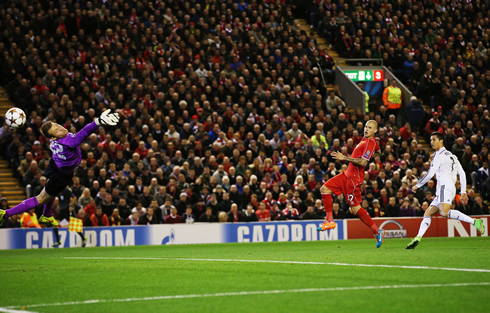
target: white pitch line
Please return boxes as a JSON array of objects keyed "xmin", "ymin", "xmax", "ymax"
[
  {"xmin": 0, "ymin": 307, "xmax": 38, "ymax": 313},
  {"xmin": 60, "ymin": 257, "xmax": 490, "ymax": 273},
  {"xmin": 7, "ymin": 282, "xmax": 490, "ymax": 310}
]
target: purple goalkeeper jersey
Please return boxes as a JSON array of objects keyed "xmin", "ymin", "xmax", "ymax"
[{"xmin": 49, "ymin": 121, "xmax": 98, "ymax": 174}]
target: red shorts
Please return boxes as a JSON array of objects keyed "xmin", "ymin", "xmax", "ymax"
[{"xmin": 323, "ymin": 173, "xmax": 362, "ymax": 207}]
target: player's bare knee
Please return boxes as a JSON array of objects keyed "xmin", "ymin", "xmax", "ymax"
[
  {"xmin": 320, "ymin": 185, "xmax": 331, "ymax": 194},
  {"xmin": 439, "ymin": 204, "xmax": 451, "ymax": 217},
  {"xmin": 37, "ymin": 190, "xmax": 52, "ymax": 205},
  {"xmin": 439, "ymin": 208, "xmax": 450, "ymax": 217}
]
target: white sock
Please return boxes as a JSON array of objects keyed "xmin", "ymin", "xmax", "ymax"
[
  {"xmin": 448, "ymin": 210, "xmax": 475, "ymax": 225},
  {"xmin": 416, "ymin": 216, "xmax": 432, "ymax": 238}
]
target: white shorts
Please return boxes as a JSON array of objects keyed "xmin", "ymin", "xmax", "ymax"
[{"xmin": 430, "ymin": 184, "xmax": 456, "ymax": 207}]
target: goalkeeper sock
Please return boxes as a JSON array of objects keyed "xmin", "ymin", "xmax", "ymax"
[
  {"xmin": 77, "ymin": 232, "xmax": 85, "ymax": 239},
  {"xmin": 321, "ymin": 193, "xmax": 333, "ymax": 222},
  {"xmin": 43, "ymin": 198, "xmax": 55, "ymax": 218},
  {"xmin": 416, "ymin": 216, "xmax": 432, "ymax": 238},
  {"xmin": 4, "ymin": 197, "xmax": 39, "ymax": 218},
  {"xmin": 356, "ymin": 208, "xmax": 379, "ymax": 235},
  {"xmin": 53, "ymin": 227, "xmax": 60, "ymax": 242},
  {"xmin": 448, "ymin": 210, "xmax": 475, "ymax": 225}
]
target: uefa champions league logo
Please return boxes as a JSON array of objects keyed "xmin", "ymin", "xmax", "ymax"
[{"xmin": 161, "ymin": 228, "xmax": 176, "ymax": 245}]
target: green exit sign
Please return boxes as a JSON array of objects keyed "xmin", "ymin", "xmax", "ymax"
[{"xmin": 344, "ymin": 70, "xmax": 384, "ymax": 82}]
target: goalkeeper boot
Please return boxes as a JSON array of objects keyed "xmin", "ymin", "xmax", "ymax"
[
  {"xmin": 475, "ymin": 219, "xmax": 485, "ymax": 235},
  {"xmin": 375, "ymin": 229, "xmax": 385, "ymax": 248},
  {"xmin": 317, "ymin": 220, "xmax": 336, "ymax": 231},
  {"xmin": 406, "ymin": 236, "xmax": 421, "ymax": 249},
  {"xmin": 39, "ymin": 215, "xmax": 59, "ymax": 227},
  {"xmin": 53, "ymin": 241, "xmax": 61, "ymax": 247},
  {"xmin": 82, "ymin": 237, "xmax": 87, "ymax": 248},
  {"xmin": 0, "ymin": 209, "xmax": 5, "ymax": 226}
]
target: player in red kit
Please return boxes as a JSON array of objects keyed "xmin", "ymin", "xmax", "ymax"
[{"xmin": 317, "ymin": 120, "xmax": 386, "ymax": 248}]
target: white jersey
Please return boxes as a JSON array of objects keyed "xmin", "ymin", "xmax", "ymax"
[{"xmin": 415, "ymin": 147, "xmax": 467, "ymax": 193}]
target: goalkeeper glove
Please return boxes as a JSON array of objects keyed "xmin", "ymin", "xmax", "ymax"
[{"xmin": 96, "ymin": 109, "xmax": 120, "ymax": 126}]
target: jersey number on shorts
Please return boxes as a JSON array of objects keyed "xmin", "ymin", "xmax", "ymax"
[
  {"xmin": 51, "ymin": 142, "xmax": 66, "ymax": 160},
  {"xmin": 347, "ymin": 194, "xmax": 354, "ymax": 203}
]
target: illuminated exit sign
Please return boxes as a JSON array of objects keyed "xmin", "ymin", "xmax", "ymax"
[{"xmin": 344, "ymin": 70, "xmax": 384, "ymax": 81}]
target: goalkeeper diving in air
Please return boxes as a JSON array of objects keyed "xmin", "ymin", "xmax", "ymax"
[{"xmin": 0, "ymin": 109, "xmax": 120, "ymax": 226}]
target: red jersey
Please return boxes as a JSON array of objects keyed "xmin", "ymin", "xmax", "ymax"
[
  {"xmin": 256, "ymin": 209, "xmax": 271, "ymax": 221},
  {"xmin": 344, "ymin": 138, "xmax": 379, "ymax": 184}
]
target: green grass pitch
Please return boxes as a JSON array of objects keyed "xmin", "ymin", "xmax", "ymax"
[{"xmin": 1, "ymin": 237, "xmax": 490, "ymax": 313}]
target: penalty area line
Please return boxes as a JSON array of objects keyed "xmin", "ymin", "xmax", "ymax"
[
  {"xmin": 7, "ymin": 282, "xmax": 490, "ymax": 309},
  {"xmin": 59, "ymin": 257, "xmax": 490, "ymax": 273}
]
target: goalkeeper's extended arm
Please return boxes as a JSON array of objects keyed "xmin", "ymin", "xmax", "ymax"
[{"xmin": 62, "ymin": 110, "xmax": 120, "ymax": 148}]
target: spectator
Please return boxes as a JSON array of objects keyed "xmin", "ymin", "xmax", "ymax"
[
  {"xmin": 198, "ymin": 207, "xmax": 218, "ymax": 223},
  {"xmin": 282, "ymin": 203, "xmax": 300, "ymax": 220},
  {"xmin": 109, "ymin": 209, "xmax": 123, "ymax": 226},
  {"xmin": 472, "ymin": 196, "xmax": 490, "ymax": 215},
  {"xmin": 125, "ymin": 210, "xmax": 139, "ymax": 226},
  {"xmin": 218, "ymin": 212, "xmax": 229, "ymax": 223},
  {"xmin": 240, "ymin": 204, "xmax": 259, "ymax": 222},
  {"xmin": 100, "ymin": 193, "xmax": 116, "ymax": 217},
  {"xmin": 405, "ymin": 97, "xmax": 425, "ymax": 132},
  {"xmin": 165, "ymin": 207, "xmax": 182, "ymax": 224},
  {"xmin": 302, "ymin": 206, "xmax": 319, "ymax": 220},
  {"xmin": 90, "ymin": 207, "xmax": 109, "ymax": 227},
  {"xmin": 400, "ymin": 200, "xmax": 416, "ymax": 217},
  {"xmin": 372, "ymin": 200, "xmax": 384, "ymax": 218},
  {"xmin": 84, "ymin": 199, "xmax": 97, "ymax": 217},
  {"xmin": 78, "ymin": 209, "xmax": 92, "ymax": 227},
  {"xmin": 78, "ymin": 188, "xmax": 93, "ymax": 208},
  {"xmin": 139, "ymin": 207, "xmax": 159, "ymax": 225},
  {"xmin": 182, "ymin": 207, "xmax": 196, "ymax": 224},
  {"xmin": 385, "ymin": 197, "xmax": 400, "ymax": 217},
  {"xmin": 227, "ymin": 204, "xmax": 240, "ymax": 223},
  {"xmin": 116, "ymin": 198, "xmax": 132, "ymax": 221},
  {"xmin": 2, "ymin": 214, "xmax": 21, "ymax": 228}
]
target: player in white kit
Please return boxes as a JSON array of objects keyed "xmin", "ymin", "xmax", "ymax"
[{"xmin": 407, "ymin": 132, "xmax": 485, "ymax": 249}]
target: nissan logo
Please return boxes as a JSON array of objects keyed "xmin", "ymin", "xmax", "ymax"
[{"xmin": 379, "ymin": 220, "xmax": 407, "ymax": 238}]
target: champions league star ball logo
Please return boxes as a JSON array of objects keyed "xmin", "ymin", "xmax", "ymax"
[
  {"xmin": 161, "ymin": 228, "xmax": 176, "ymax": 245},
  {"xmin": 379, "ymin": 220, "xmax": 407, "ymax": 238}
]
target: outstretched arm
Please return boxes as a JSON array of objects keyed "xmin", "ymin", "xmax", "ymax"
[
  {"xmin": 61, "ymin": 121, "xmax": 99, "ymax": 148},
  {"xmin": 60, "ymin": 110, "xmax": 120, "ymax": 148}
]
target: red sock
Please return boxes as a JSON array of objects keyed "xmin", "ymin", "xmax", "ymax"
[
  {"xmin": 356, "ymin": 208, "xmax": 379, "ymax": 235},
  {"xmin": 321, "ymin": 193, "xmax": 333, "ymax": 222}
]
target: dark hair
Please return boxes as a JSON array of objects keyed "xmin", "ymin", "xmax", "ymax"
[
  {"xmin": 41, "ymin": 121, "xmax": 52, "ymax": 138},
  {"xmin": 431, "ymin": 131, "xmax": 445, "ymax": 141}
]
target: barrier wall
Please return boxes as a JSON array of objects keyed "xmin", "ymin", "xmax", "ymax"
[{"xmin": 0, "ymin": 216, "xmax": 487, "ymax": 250}]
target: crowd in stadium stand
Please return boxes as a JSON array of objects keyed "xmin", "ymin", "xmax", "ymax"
[{"xmin": 0, "ymin": 0, "xmax": 488, "ymax": 228}]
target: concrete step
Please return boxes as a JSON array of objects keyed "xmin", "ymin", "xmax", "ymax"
[
  {"xmin": 1, "ymin": 187, "xmax": 25, "ymax": 192},
  {"xmin": 6, "ymin": 199, "xmax": 24, "ymax": 205},
  {"xmin": 296, "ymin": 19, "xmax": 349, "ymax": 67},
  {"xmin": 0, "ymin": 180, "xmax": 22, "ymax": 185},
  {"xmin": 0, "ymin": 173, "xmax": 17, "ymax": 177},
  {"xmin": 2, "ymin": 190, "xmax": 25, "ymax": 196}
]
